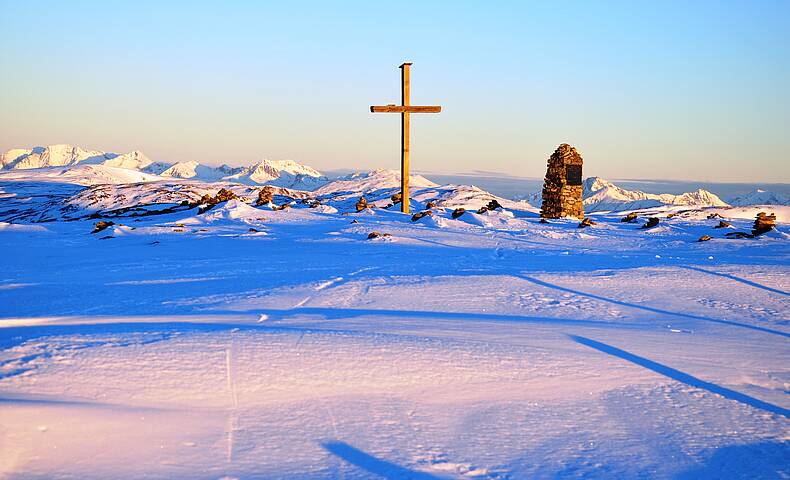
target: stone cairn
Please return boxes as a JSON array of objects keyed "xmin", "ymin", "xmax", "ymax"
[{"xmin": 540, "ymin": 144, "xmax": 584, "ymax": 220}]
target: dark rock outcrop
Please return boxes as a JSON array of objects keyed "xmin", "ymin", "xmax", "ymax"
[
  {"xmin": 91, "ymin": 221, "xmax": 115, "ymax": 234},
  {"xmin": 411, "ymin": 210, "xmax": 433, "ymax": 222},
  {"xmin": 621, "ymin": 212, "xmax": 638, "ymax": 223},
  {"xmin": 255, "ymin": 186, "xmax": 274, "ymax": 206},
  {"xmin": 752, "ymin": 212, "xmax": 776, "ymax": 236},
  {"xmin": 641, "ymin": 217, "xmax": 659, "ymax": 229},
  {"xmin": 451, "ymin": 208, "xmax": 466, "ymax": 219}
]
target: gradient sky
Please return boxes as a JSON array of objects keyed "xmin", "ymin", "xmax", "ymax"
[{"xmin": 1, "ymin": 1, "xmax": 788, "ymax": 182}]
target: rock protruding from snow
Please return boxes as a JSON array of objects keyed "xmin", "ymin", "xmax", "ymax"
[
  {"xmin": 730, "ymin": 189, "xmax": 790, "ymax": 206},
  {"xmin": 582, "ymin": 177, "xmax": 728, "ymax": 212}
]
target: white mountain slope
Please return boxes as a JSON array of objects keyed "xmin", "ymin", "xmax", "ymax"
[
  {"xmin": 315, "ymin": 169, "xmax": 438, "ymax": 196},
  {"xmin": 729, "ymin": 189, "xmax": 790, "ymax": 206},
  {"xmin": 222, "ymin": 159, "xmax": 327, "ymax": 189},
  {"xmin": 0, "ymin": 144, "xmax": 110, "ymax": 169}
]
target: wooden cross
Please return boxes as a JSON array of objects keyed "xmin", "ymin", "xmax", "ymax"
[{"xmin": 370, "ymin": 63, "xmax": 441, "ymax": 214}]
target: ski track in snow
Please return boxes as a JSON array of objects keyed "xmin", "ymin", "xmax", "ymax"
[{"xmin": 0, "ymin": 187, "xmax": 788, "ymax": 479}]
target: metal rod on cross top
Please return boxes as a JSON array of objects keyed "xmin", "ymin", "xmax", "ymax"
[{"xmin": 370, "ymin": 63, "xmax": 441, "ymax": 214}]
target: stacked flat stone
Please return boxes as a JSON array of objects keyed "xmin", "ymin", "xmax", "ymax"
[{"xmin": 540, "ymin": 143, "xmax": 585, "ymax": 220}]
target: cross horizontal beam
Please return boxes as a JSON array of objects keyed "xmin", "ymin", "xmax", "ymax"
[{"xmin": 370, "ymin": 105, "xmax": 442, "ymax": 113}]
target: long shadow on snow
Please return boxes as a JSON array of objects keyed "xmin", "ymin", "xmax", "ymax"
[
  {"xmin": 679, "ymin": 265, "xmax": 789, "ymax": 297},
  {"xmin": 322, "ymin": 441, "xmax": 441, "ymax": 479},
  {"xmin": 570, "ymin": 335, "xmax": 790, "ymax": 419},
  {"xmin": 517, "ymin": 274, "xmax": 790, "ymax": 339}
]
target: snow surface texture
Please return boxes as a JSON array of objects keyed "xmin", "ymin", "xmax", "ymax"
[{"xmin": 0, "ymin": 163, "xmax": 789, "ymax": 479}]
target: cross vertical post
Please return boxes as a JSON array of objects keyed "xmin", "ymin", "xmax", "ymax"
[
  {"xmin": 400, "ymin": 63, "xmax": 411, "ymax": 213},
  {"xmin": 370, "ymin": 63, "xmax": 441, "ymax": 215}
]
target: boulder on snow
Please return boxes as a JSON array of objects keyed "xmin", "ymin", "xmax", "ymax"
[
  {"xmin": 752, "ymin": 212, "xmax": 776, "ymax": 236},
  {"xmin": 577, "ymin": 218, "xmax": 596, "ymax": 228},
  {"xmin": 707, "ymin": 213, "xmax": 722, "ymax": 219},
  {"xmin": 726, "ymin": 231, "xmax": 753, "ymax": 239},
  {"xmin": 621, "ymin": 212, "xmax": 638, "ymax": 223},
  {"xmin": 91, "ymin": 221, "xmax": 115, "ymax": 234},
  {"xmin": 451, "ymin": 208, "xmax": 466, "ymax": 219},
  {"xmin": 698, "ymin": 235, "xmax": 712, "ymax": 242},
  {"xmin": 355, "ymin": 196, "xmax": 369, "ymax": 212},
  {"xmin": 390, "ymin": 193, "xmax": 402, "ymax": 204},
  {"xmin": 411, "ymin": 210, "xmax": 433, "ymax": 222},
  {"xmin": 271, "ymin": 203, "xmax": 291, "ymax": 211},
  {"xmin": 714, "ymin": 220, "xmax": 732, "ymax": 229},
  {"xmin": 477, "ymin": 199, "xmax": 503, "ymax": 214},
  {"xmin": 197, "ymin": 188, "xmax": 239, "ymax": 213},
  {"xmin": 641, "ymin": 217, "xmax": 660, "ymax": 229},
  {"xmin": 367, "ymin": 231, "xmax": 392, "ymax": 239},
  {"xmin": 255, "ymin": 186, "xmax": 274, "ymax": 206},
  {"xmin": 425, "ymin": 201, "xmax": 437, "ymax": 209}
]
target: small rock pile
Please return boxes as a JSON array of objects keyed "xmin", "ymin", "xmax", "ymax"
[
  {"xmin": 411, "ymin": 210, "xmax": 433, "ymax": 222},
  {"xmin": 355, "ymin": 197, "xmax": 369, "ymax": 212},
  {"xmin": 540, "ymin": 143, "xmax": 584, "ymax": 220},
  {"xmin": 197, "ymin": 188, "xmax": 238, "ymax": 213},
  {"xmin": 753, "ymin": 212, "xmax": 776, "ymax": 236},
  {"xmin": 621, "ymin": 212, "xmax": 638, "ymax": 223},
  {"xmin": 451, "ymin": 208, "xmax": 466, "ymax": 219},
  {"xmin": 91, "ymin": 221, "xmax": 115, "ymax": 234},
  {"xmin": 390, "ymin": 192, "xmax": 402, "ymax": 204},
  {"xmin": 477, "ymin": 199, "xmax": 502, "ymax": 214},
  {"xmin": 577, "ymin": 218, "xmax": 596, "ymax": 228},
  {"xmin": 367, "ymin": 231, "xmax": 392, "ymax": 240},
  {"xmin": 641, "ymin": 217, "xmax": 659, "ymax": 229},
  {"xmin": 255, "ymin": 186, "xmax": 274, "ymax": 206}
]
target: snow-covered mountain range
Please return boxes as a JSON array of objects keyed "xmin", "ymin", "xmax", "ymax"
[
  {"xmin": 2, "ymin": 144, "xmax": 787, "ymax": 213},
  {"xmin": 581, "ymin": 177, "xmax": 729, "ymax": 212},
  {"xmin": 729, "ymin": 189, "xmax": 790, "ymax": 206},
  {"xmin": 0, "ymin": 145, "xmax": 327, "ymax": 190}
]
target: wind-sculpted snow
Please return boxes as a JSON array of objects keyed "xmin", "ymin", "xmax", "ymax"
[{"xmin": 0, "ymin": 169, "xmax": 789, "ymax": 478}]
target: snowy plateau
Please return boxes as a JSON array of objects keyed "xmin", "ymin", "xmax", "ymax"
[{"xmin": 0, "ymin": 145, "xmax": 788, "ymax": 479}]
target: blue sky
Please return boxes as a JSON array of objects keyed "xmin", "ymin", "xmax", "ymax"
[{"xmin": 1, "ymin": 0, "xmax": 788, "ymax": 181}]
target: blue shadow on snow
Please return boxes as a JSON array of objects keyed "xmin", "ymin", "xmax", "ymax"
[
  {"xmin": 322, "ymin": 441, "xmax": 441, "ymax": 479},
  {"xmin": 570, "ymin": 335, "xmax": 790, "ymax": 419}
]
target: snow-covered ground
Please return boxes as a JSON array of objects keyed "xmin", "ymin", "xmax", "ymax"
[{"xmin": 0, "ymin": 174, "xmax": 788, "ymax": 479}]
